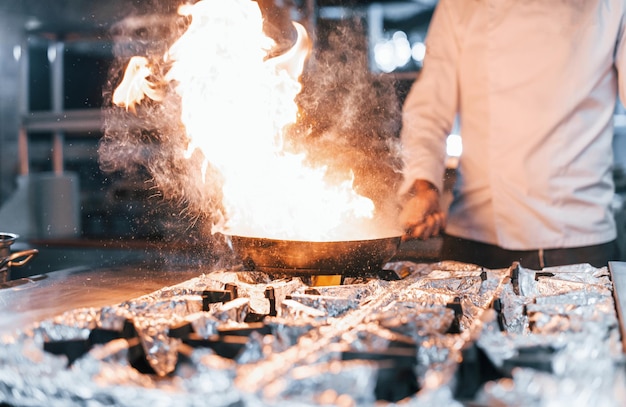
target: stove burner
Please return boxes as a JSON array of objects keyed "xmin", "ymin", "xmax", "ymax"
[{"xmin": 3, "ymin": 261, "xmax": 619, "ymax": 406}]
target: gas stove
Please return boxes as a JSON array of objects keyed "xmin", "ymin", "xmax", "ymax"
[{"xmin": 0, "ymin": 260, "xmax": 622, "ymax": 406}]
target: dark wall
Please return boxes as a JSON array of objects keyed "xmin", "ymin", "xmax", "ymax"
[{"xmin": 0, "ymin": 14, "xmax": 23, "ymax": 203}]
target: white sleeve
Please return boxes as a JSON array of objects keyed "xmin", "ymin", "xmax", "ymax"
[
  {"xmin": 399, "ymin": 0, "xmax": 460, "ymax": 195},
  {"xmin": 616, "ymin": 8, "xmax": 626, "ymax": 107}
]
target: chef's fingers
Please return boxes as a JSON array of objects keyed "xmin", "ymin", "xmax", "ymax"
[
  {"xmin": 399, "ymin": 194, "xmax": 436, "ymax": 225},
  {"xmin": 421, "ymin": 213, "xmax": 439, "ymax": 239},
  {"xmin": 428, "ymin": 212, "xmax": 446, "ymax": 237},
  {"xmin": 401, "ymin": 217, "xmax": 431, "ymax": 239},
  {"xmin": 404, "ymin": 224, "xmax": 425, "ymax": 240},
  {"xmin": 403, "ymin": 217, "xmax": 433, "ymax": 241},
  {"xmin": 402, "ymin": 219, "xmax": 422, "ymax": 241},
  {"xmin": 406, "ymin": 212, "xmax": 446, "ymax": 240},
  {"xmin": 439, "ymin": 211, "xmax": 447, "ymax": 229}
]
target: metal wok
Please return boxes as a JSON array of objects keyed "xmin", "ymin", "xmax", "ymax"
[{"xmin": 228, "ymin": 235, "xmax": 401, "ymax": 276}]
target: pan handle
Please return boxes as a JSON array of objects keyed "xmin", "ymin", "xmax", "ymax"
[{"xmin": 0, "ymin": 249, "xmax": 39, "ymax": 269}]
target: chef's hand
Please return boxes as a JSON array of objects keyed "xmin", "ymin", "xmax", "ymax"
[{"xmin": 399, "ymin": 179, "xmax": 446, "ymax": 241}]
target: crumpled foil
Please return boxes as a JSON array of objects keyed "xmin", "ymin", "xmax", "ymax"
[
  {"xmin": 280, "ymin": 299, "xmax": 327, "ymax": 319},
  {"xmin": 498, "ymin": 282, "xmax": 531, "ymax": 334},
  {"xmin": 306, "ymin": 281, "xmax": 380, "ymax": 304},
  {"xmin": 392, "ymin": 386, "xmax": 464, "ymax": 407},
  {"xmin": 261, "ymin": 360, "xmax": 379, "ymax": 405},
  {"xmin": 477, "ymin": 262, "xmax": 625, "ymax": 406},
  {"xmin": 227, "ymin": 277, "xmax": 305, "ymax": 316},
  {"xmin": 130, "ymin": 294, "xmax": 203, "ymax": 318},
  {"xmin": 287, "ymin": 293, "xmax": 359, "ymax": 318},
  {"xmin": 0, "ymin": 336, "xmax": 243, "ymax": 407},
  {"xmin": 133, "ymin": 316, "xmax": 182, "ymax": 376},
  {"xmin": 340, "ymin": 322, "xmax": 415, "ymax": 352},
  {"xmin": 0, "ymin": 264, "xmax": 509, "ymax": 406},
  {"xmin": 415, "ymin": 334, "xmax": 465, "ymax": 389},
  {"xmin": 413, "ymin": 276, "xmax": 483, "ymax": 297},
  {"xmin": 187, "ymin": 311, "xmax": 219, "ymax": 338},
  {"xmin": 526, "ymin": 295, "xmax": 618, "ymax": 335},
  {"xmin": 99, "ymin": 305, "xmax": 132, "ymax": 331},
  {"xmin": 392, "ymin": 287, "xmax": 456, "ymax": 308},
  {"xmin": 234, "ymin": 331, "xmax": 266, "ymax": 365},
  {"xmin": 375, "ymin": 303, "xmax": 456, "ymax": 337},
  {"xmin": 213, "ymin": 297, "xmax": 250, "ymax": 322},
  {"xmin": 265, "ymin": 316, "xmax": 317, "ymax": 352},
  {"xmin": 476, "ymin": 365, "xmax": 626, "ymax": 407},
  {"xmin": 31, "ymin": 307, "xmax": 101, "ymax": 343}
]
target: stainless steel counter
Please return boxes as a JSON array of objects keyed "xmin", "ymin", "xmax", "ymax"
[
  {"xmin": 0, "ymin": 237, "xmax": 442, "ymax": 336},
  {"xmin": 0, "ymin": 264, "xmax": 205, "ymax": 335},
  {"xmin": 609, "ymin": 261, "xmax": 626, "ymax": 352}
]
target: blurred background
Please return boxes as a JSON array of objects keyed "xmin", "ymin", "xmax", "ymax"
[
  {"xmin": 0, "ymin": 0, "xmax": 624, "ymax": 273},
  {"xmin": 0, "ymin": 0, "xmax": 439, "ymax": 243}
]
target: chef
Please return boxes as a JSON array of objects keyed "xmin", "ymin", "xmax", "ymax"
[{"xmin": 399, "ymin": 0, "xmax": 622, "ymax": 269}]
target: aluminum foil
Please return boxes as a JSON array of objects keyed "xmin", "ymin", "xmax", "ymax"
[
  {"xmin": 476, "ymin": 365, "xmax": 626, "ymax": 407},
  {"xmin": 526, "ymin": 297, "xmax": 618, "ymax": 335},
  {"xmin": 234, "ymin": 331, "xmax": 265, "ymax": 364},
  {"xmin": 306, "ymin": 281, "xmax": 382, "ymax": 304},
  {"xmin": 235, "ymin": 262, "xmax": 506, "ymax": 400},
  {"xmin": 375, "ymin": 303, "xmax": 456, "ymax": 337},
  {"xmin": 389, "ymin": 386, "xmax": 464, "ymax": 407},
  {"xmin": 287, "ymin": 293, "xmax": 359, "ymax": 317},
  {"xmin": 265, "ymin": 316, "xmax": 318, "ymax": 352},
  {"xmin": 8, "ymin": 307, "xmax": 103, "ymax": 345},
  {"xmin": 262, "ymin": 360, "xmax": 378, "ymax": 406},
  {"xmin": 280, "ymin": 299, "xmax": 327, "ymax": 319},
  {"xmin": 417, "ymin": 336, "xmax": 461, "ymax": 376},
  {"xmin": 187, "ymin": 311, "xmax": 219, "ymax": 338},
  {"xmin": 213, "ymin": 297, "xmax": 250, "ymax": 322},
  {"xmin": 134, "ymin": 316, "xmax": 182, "ymax": 376},
  {"xmin": 99, "ymin": 305, "xmax": 133, "ymax": 331},
  {"xmin": 0, "ymin": 336, "xmax": 243, "ymax": 407},
  {"xmin": 498, "ymin": 282, "xmax": 531, "ymax": 334},
  {"xmin": 0, "ymin": 264, "xmax": 509, "ymax": 406},
  {"xmin": 477, "ymin": 262, "xmax": 625, "ymax": 405},
  {"xmin": 340, "ymin": 322, "xmax": 415, "ymax": 352}
]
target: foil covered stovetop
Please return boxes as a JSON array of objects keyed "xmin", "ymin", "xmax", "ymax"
[{"xmin": 0, "ymin": 261, "xmax": 623, "ymax": 406}]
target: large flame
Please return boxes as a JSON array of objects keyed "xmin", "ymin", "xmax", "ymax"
[{"xmin": 113, "ymin": 0, "xmax": 383, "ymax": 242}]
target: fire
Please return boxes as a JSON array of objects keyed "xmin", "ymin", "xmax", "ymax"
[
  {"xmin": 113, "ymin": 0, "xmax": 383, "ymax": 242},
  {"xmin": 112, "ymin": 56, "xmax": 164, "ymax": 112}
]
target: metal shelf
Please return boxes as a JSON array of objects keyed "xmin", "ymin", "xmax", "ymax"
[
  {"xmin": 22, "ymin": 109, "xmax": 103, "ymax": 134},
  {"xmin": 18, "ymin": 31, "xmax": 111, "ymax": 175}
]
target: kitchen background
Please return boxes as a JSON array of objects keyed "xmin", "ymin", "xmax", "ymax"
[{"xmin": 0, "ymin": 0, "xmax": 624, "ymax": 257}]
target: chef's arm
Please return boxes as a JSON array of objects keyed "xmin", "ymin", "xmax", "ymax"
[
  {"xmin": 397, "ymin": 0, "xmax": 458, "ymax": 240},
  {"xmin": 617, "ymin": 16, "xmax": 626, "ymax": 106},
  {"xmin": 399, "ymin": 179, "xmax": 446, "ymax": 241},
  {"xmin": 399, "ymin": 0, "xmax": 459, "ymax": 197}
]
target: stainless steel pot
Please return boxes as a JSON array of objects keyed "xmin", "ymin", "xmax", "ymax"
[
  {"xmin": 0, "ymin": 232, "xmax": 38, "ymax": 284},
  {"xmin": 228, "ymin": 235, "xmax": 401, "ymax": 276}
]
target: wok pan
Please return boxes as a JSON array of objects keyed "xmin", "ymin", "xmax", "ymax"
[{"xmin": 228, "ymin": 235, "xmax": 401, "ymax": 276}]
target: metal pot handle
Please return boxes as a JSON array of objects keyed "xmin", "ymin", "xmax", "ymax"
[{"xmin": 0, "ymin": 249, "xmax": 39, "ymax": 269}]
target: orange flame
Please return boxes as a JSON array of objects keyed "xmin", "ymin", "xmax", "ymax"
[
  {"xmin": 112, "ymin": 56, "xmax": 163, "ymax": 112},
  {"xmin": 114, "ymin": 0, "xmax": 384, "ymax": 241}
]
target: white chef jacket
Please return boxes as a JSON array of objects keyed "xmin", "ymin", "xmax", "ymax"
[{"xmin": 400, "ymin": 0, "xmax": 623, "ymax": 250}]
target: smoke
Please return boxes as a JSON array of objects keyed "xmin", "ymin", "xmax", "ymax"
[
  {"xmin": 287, "ymin": 17, "xmax": 404, "ymax": 232},
  {"xmin": 99, "ymin": 4, "xmax": 225, "ymax": 245},
  {"xmin": 99, "ymin": 0, "xmax": 403, "ymax": 245}
]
